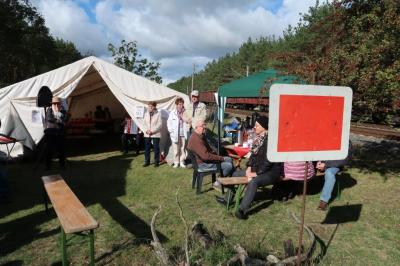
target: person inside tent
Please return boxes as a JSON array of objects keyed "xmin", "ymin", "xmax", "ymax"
[
  {"xmin": 143, "ymin": 102, "xmax": 162, "ymax": 167},
  {"xmin": 44, "ymin": 97, "xmax": 67, "ymax": 170},
  {"xmin": 121, "ymin": 112, "xmax": 140, "ymax": 155}
]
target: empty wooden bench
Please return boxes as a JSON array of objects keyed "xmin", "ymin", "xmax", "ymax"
[
  {"xmin": 42, "ymin": 175, "xmax": 99, "ymax": 266},
  {"xmin": 218, "ymin": 177, "xmax": 249, "ymax": 212}
]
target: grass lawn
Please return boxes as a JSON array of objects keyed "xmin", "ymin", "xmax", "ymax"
[{"xmin": 1, "ymin": 135, "xmax": 399, "ymax": 265}]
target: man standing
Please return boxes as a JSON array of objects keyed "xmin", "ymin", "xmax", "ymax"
[
  {"xmin": 143, "ymin": 102, "xmax": 162, "ymax": 167},
  {"xmin": 187, "ymin": 119, "xmax": 233, "ymax": 178},
  {"xmin": 183, "ymin": 90, "xmax": 207, "ymax": 135},
  {"xmin": 44, "ymin": 97, "xmax": 67, "ymax": 170}
]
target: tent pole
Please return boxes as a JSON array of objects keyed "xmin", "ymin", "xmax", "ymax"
[{"xmin": 217, "ymin": 97, "xmax": 221, "ymax": 155}]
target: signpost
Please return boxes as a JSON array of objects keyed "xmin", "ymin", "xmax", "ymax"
[{"xmin": 267, "ymin": 84, "xmax": 352, "ymax": 265}]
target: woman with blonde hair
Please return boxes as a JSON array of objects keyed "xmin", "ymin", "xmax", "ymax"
[{"xmin": 167, "ymin": 97, "xmax": 188, "ymax": 168}]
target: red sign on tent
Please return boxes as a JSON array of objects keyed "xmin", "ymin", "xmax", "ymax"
[{"xmin": 267, "ymin": 84, "xmax": 352, "ymax": 162}]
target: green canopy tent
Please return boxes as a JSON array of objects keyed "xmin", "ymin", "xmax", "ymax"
[
  {"xmin": 218, "ymin": 68, "xmax": 305, "ymax": 98},
  {"xmin": 215, "ymin": 68, "xmax": 305, "ymax": 153}
]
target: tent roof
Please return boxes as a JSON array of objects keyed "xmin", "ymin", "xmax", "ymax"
[
  {"xmin": 217, "ymin": 68, "xmax": 305, "ymax": 98},
  {"xmin": 0, "ymin": 56, "xmax": 188, "ymax": 151}
]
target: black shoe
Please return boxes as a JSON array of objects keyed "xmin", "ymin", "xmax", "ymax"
[
  {"xmin": 154, "ymin": 163, "xmax": 159, "ymax": 167},
  {"xmin": 235, "ymin": 209, "xmax": 247, "ymax": 220},
  {"xmin": 143, "ymin": 163, "xmax": 150, "ymax": 167},
  {"xmin": 215, "ymin": 195, "xmax": 228, "ymax": 206}
]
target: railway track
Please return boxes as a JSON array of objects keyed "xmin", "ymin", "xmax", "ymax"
[{"xmin": 224, "ymin": 108, "xmax": 400, "ymax": 141}]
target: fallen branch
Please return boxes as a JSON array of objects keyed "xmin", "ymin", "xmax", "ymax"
[
  {"xmin": 224, "ymin": 244, "xmax": 270, "ymax": 266},
  {"xmin": 176, "ymin": 187, "xmax": 190, "ymax": 266},
  {"xmin": 150, "ymin": 206, "xmax": 173, "ymax": 266}
]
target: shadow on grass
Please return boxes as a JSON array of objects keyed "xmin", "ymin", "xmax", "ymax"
[
  {"xmin": 351, "ymin": 140, "xmax": 400, "ymax": 177},
  {"xmin": 0, "ymin": 210, "xmax": 59, "ymax": 255},
  {"xmin": 1, "ymin": 135, "xmax": 167, "ymax": 258},
  {"xmin": 312, "ymin": 204, "xmax": 362, "ymax": 263},
  {"xmin": 0, "ymin": 260, "xmax": 23, "ymax": 266}
]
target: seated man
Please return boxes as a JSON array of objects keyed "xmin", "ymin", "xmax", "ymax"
[
  {"xmin": 187, "ymin": 119, "xmax": 233, "ymax": 180},
  {"xmin": 220, "ymin": 116, "xmax": 282, "ymax": 220},
  {"xmin": 316, "ymin": 141, "xmax": 352, "ymax": 210}
]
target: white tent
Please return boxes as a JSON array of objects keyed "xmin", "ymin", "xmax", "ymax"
[{"xmin": 0, "ymin": 56, "xmax": 188, "ymax": 157}]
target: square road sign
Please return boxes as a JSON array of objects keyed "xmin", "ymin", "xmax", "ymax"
[{"xmin": 267, "ymin": 84, "xmax": 352, "ymax": 162}]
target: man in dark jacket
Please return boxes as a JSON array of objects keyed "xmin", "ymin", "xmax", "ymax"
[
  {"xmin": 316, "ymin": 141, "xmax": 352, "ymax": 210},
  {"xmin": 217, "ymin": 116, "xmax": 282, "ymax": 219},
  {"xmin": 44, "ymin": 97, "xmax": 67, "ymax": 170}
]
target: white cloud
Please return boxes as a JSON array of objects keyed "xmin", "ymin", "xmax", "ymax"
[
  {"xmin": 31, "ymin": 0, "xmax": 321, "ymax": 83},
  {"xmin": 33, "ymin": 0, "xmax": 107, "ymax": 55}
]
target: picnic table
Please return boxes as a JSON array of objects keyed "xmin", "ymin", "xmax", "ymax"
[
  {"xmin": 0, "ymin": 134, "xmax": 19, "ymax": 162},
  {"xmin": 42, "ymin": 175, "xmax": 99, "ymax": 266}
]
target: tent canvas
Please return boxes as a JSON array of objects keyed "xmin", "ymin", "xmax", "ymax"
[{"xmin": 0, "ymin": 56, "xmax": 188, "ymax": 158}]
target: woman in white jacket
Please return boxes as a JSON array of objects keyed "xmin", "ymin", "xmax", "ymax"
[{"xmin": 167, "ymin": 97, "xmax": 188, "ymax": 168}]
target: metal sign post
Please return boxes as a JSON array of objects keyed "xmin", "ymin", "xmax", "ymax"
[{"xmin": 267, "ymin": 84, "xmax": 353, "ymax": 265}]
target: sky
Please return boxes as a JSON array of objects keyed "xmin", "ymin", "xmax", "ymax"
[{"xmin": 31, "ymin": 0, "xmax": 321, "ymax": 85}]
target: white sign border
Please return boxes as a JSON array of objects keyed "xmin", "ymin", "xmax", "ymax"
[{"xmin": 267, "ymin": 84, "xmax": 352, "ymax": 162}]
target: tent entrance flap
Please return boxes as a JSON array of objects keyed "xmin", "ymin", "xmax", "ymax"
[{"xmin": 68, "ymin": 66, "xmax": 126, "ymax": 119}]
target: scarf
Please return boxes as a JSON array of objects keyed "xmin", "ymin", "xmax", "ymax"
[{"xmin": 250, "ymin": 132, "xmax": 267, "ymax": 155}]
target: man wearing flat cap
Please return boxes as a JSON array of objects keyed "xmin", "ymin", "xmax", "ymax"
[
  {"xmin": 44, "ymin": 96, "xmax": 67, "ymax": 170},
  {"xmin": 183, "ymin": 90, "xmax": 207, "ymax": 134}
]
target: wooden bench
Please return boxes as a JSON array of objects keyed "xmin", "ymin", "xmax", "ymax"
[
  {"xmin": 42, "ymin": 175, "xmax": 99, "ymax": 266},
  {"xmin": 218, "ymin": 177, "xmax": 249, "ymax": 212}
]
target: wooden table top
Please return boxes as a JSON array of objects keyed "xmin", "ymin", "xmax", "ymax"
[{"xmin": 42, "ymin": 175, "xmax": 99, "ymax": 234}]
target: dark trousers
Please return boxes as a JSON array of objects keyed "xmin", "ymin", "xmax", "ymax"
[
  {"xmin": 121, "ymin": 133, "xmax": 140, "ymax": 154},
  {"xmin": 45, "ymin": 133, "xmax": 65, "ymax": 169},
  {"xmin": 240, "ymin": 171, "xmax": 280, "ymax": 212},
  {"xmin": 144, "ymin": 137, "xmax": 160, "ymax": 164}
]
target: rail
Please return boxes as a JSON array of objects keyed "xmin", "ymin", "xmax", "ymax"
[{"xmin": 224, "ymin": 108, "xmax": 400, "ymax": 141}]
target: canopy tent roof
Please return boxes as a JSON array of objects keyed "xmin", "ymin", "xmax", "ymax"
[
  {"xmin": 218, "ymin": 68, "xmax": 305, "ymax": 98},
  {"xmin": 0, "ymin": 56, "xmax": 188, "ymax": 156}
]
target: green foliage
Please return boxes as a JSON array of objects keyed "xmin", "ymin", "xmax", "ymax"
[
  {"xmin": 108, "ymin": 40, "xmax": 162, "ymax": 83},
  {"xmin": 0, "ymin": 0, "xmax": 83, "ymax": 88},
  {"xmin": 169, "ymin": 0, "xmax": 400, "ymax": 125}
]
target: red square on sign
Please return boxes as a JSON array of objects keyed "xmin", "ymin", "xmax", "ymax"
[{"xmin": 277, "ymin": 95, "xmax": 344, "ymax": 152}]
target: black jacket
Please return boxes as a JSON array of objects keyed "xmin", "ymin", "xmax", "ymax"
[{"xmin": 246, "ymin": 136, "xmax": 282, "ymax": 176}]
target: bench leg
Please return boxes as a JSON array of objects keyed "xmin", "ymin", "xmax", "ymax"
[
  {"xmin": 43, "ymin": 187, "xmax": 49, "ymax": 215},
  {"xmin": 226, "ymin": 189, "xmax": 232, "ymax": 212},
  {"xmin": 61, "ymin": 227, "xmax": 67, "ymax": 266},
  {"xmin": 337, "ymin": 180, "xmax": 341, "ymax": 200},
  {"xmin": 234, "ymin": 185, "xmax": 245, "ymax": 213},
  {"xmin": 89, "ymin": 229, "xmax": 95, "ymax": 266}
]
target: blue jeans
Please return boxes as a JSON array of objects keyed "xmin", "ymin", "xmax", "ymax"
[
  {"xmin": 198, "ymin": 156, "xmax": 233, "ymax": 177},
  {"xmin": 320, "ymin": 167, "xmax": 340, "ymax": 203},
  {"xmin": 144, "ymin": 137, "xmax": 160, "ymax": 164}
]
